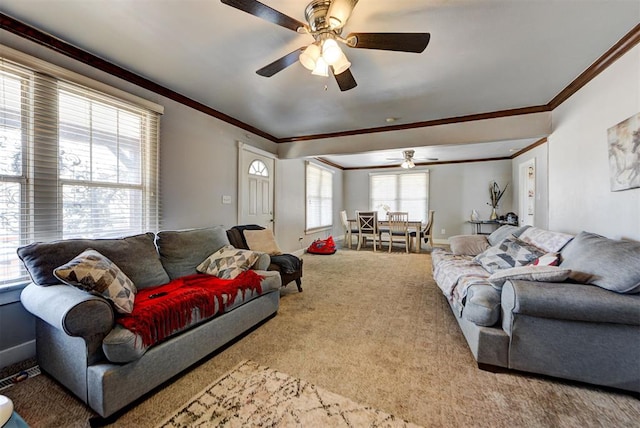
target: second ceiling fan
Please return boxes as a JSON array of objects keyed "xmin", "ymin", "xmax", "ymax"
[{"xmin": 221, "ymin": 0, "xmax": 431, "ymax": 91}]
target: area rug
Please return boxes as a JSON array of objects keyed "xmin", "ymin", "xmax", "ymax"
[{"xmin": 157, "ymin": 360, "xmax": 422, "ymax": 427}]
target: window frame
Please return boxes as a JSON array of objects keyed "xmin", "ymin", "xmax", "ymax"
[{"xmin": 305, "ymin": 161, "xmax": 334, "ymax": 233}]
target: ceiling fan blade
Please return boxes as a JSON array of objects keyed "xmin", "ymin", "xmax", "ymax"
[
  {"xmin": 332, "ymin": 67, "xmax": 357, "ymax": 92},
  {"xmin": 256, "ymin": 48, "xmax": 306, "ymax": 77},
  {"xmin": 221, "ymin": 0, "xmax": 306, "ymax": 32},
  {"xmin": 346, "ymin": 32, "xmax": 431, "ymax": 53}
]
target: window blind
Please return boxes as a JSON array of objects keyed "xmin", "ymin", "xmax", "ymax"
[
  {"xmin": 0, "ymin": 57, "xmax": 160, "ymax": 289},
  {"xmin": 370, "ymin": 171, "xmax": 429, "ymax": 221},
  {"xmin": 306, "ymin": 162, "xmax": 333, "ymax": 231}
]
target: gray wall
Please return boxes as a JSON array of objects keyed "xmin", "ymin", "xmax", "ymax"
[{"xmin": 344, "ymin": 160, "xmax": 514, "ymax": 242}]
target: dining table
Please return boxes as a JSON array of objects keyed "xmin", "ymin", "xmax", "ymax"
[{"xmin": 348, "ymin": 218, "xmax": 425, "ymax": 253}]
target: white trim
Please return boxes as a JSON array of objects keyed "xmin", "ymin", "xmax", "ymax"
[
  {"xmin": 305, "ymin": 159, "xmax": 335, "ymax": 173},
  {"xmin": 236, "ymin": 140, "xmax": 277, "ymax": 159},
  {"xmin": 0, "ymin": 340, "xmax": 36, "ymax": 368},
  {"xmin": 0, "ymin": 44, "xmax": 164, "ymax": 114}
]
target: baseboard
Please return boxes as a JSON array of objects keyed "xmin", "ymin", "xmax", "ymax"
[{"xmin": 0, "ymin": 340, "xmax": 36, "ymax": 369}]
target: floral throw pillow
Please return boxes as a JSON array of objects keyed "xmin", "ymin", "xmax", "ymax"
[
  {"xmin": 197, "ymin": 245, "xmax": 261, "ymax": 279},
  {"xmin": 474, "ymin": 236, "xmax": 545, "ymax": 274},
  {"xmin": 54, "ymin": 249, "xmax": 137, "ymax": 314}
]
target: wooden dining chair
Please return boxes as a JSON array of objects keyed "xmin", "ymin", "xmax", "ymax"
[
  {"xmin": 356, "ymin": 211, "xmax": 380, "ymax": 251},
  {"xmin": 410, "ymin": 210, "xmax": 435, "ymax": 252},
  {"xmin": 340, "ymin": 210, "xmax": 358, "ymax": 249},
  {"xmin": 385, "ymin": 211, "xmax": 410, "ymax": 253}
]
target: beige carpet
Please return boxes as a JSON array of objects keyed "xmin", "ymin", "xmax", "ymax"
[
  {"xmin": 157, "ymin": 360, "xmax": 421, "ymax": 427},
  {"xmin": 4, "ymin": 248, "xmax": 640, "ymax": 427}
]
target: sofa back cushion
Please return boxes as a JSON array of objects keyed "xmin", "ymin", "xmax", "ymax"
[
  {"xmin": 518, "ymin": 227, "xmax": 574, "ymax": 253},
  {"xmin": 17, "ymin": 233, "xmax": 170, "ymax": 288},
  {"xmin": 156, "ymin": 226, "xmax": 230, "ymax": 280},
  {"xmin": 560, "ymin": 231, "xmax": 640, "ymax": 294}
]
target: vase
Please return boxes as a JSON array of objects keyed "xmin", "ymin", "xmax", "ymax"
[
  {"xmin": 470, "ymin": 209, "xmax": 479, "ymax": 221},
  {"xmin": 490, "ymin": 207, "xmax": 498, "ymax": 220}
]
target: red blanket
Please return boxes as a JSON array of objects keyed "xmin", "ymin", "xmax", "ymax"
[{"xmin": 117, "ymin": 271, "xmax": 263, "ymax": 346}]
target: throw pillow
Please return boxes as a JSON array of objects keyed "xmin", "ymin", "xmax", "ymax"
[
  {"xmin": 487, "ymin": 225, "xmax": 531, "ymax": 246},
  {"xmin": 559, "ymin": 231, "xmax": 640, "ymax": 294},
  {"xmin": 449, "ymin": 235, "xmax": 490, "ymax": 256},
  {"xmin": 518, "ymin": 227, "xmax": 574, "ymax": 253},
  {"xmin": 54, "ymin": 249, "xmax": 137, "ymax": 314},
  {"xmin": 243, "ymin": 229, "xmax": 283, "ymax": 255},
  {"xmin": 197, "ymin": 245, "xmax": 261, "ymax": 279},
  {"xmin": 488, "ymin": 265, "xmax": 571, "ymax": 289},
  {"xmin": 474, "ymin": 236, "xmax": 545, "ymax": 274}
]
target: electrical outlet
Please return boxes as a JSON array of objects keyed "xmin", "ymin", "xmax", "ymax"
[
  {"xmin": 298, "ymin": 236, "xmax": 303, "ymax": 241},
  {"xmin": 441, "ymin": 229, "xmax": 446, "ymax": 235}
]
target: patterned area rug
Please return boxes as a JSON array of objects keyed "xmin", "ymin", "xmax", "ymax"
[{"xmin": 157, "ymin": 360, "xmax": 422, "ymax": 427}]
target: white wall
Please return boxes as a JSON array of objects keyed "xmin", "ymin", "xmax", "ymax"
[
  {"xmin": 344, "ymin": 160, "xmax": 514, "ymax": 241},
  {"xmin": 548, "ymin": 44, "xmax": 640, "ymax": 241}
]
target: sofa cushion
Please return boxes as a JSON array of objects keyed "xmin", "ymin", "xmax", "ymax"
[
  {"xmin": 243, "ymin": 229, "xmax": 283, "ymax": 255},
  {"xmin": 488, "ymin": 265, "xmax": 571, "ymax": 290},
  {"xmin": 54, "ymin": 249, "xmax": 136, "ymax": 314},
  {"xmin": 102, "ymin": 271, "xmax": 282, "ymax": 363},
  {"xmin": 197, "ymin": 246, "xmax": 261, "ymax": 279},
  {"xmin": 518, "ymin": 227, "xmax": 574, "ymax": 253},
  {"xmin": 463, "ymin": 284, "xmax": 501, "ymax": 326},
  {"xmin": 156, "ymin": 226, "xmax": 230, "ymax": 280},
  {"xmin": 560, "ymin": 231, "xmax": 640, "ymax": 294},
  {"xmin": 487, "ymin": 225, "xmax": 530, "ymax": 246},
  {"xmin": 474, "ymin": 236, "xmax": 545, "ymax": 274},
  {"xmin": 17, "ymin": 233, "xmax": 169, "ymax": 288},
  {"xmin": 448, "ymin": 235, "xmax": 490, "ymax": 256}
]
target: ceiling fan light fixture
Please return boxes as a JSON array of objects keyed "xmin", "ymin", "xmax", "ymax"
[
  {"xmin": 401, "ymin": 159, "xmax": 415, "ymax": 169},
  {"xmin": 300, "ymin": 43, "xmax": 321, "ymax": 71},
  {"xmin": 311, "ymin": 56, "xmax": 329, "ymax": 77},
  {"xmin": 331, "ymin": 51, "xmax": 351, "ymax": 75},
  {"xmin": 322, "ymin": 38, "xmax": 343, "ymax": 65}
]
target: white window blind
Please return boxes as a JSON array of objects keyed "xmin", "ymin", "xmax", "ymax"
[
  {"xmin": 370, "ymin": 171, "xmax": 429, "ymax": 222},
  {"xmin": 306, "ymin": 162, "xmax": 333, "ymax": 231},
  {"xmin": 0, "ymin": 58, "xmax": 160, "ymax": 290}
]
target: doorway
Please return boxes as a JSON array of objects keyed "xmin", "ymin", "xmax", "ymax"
[
  {"xmin": 519, "ymin": 158, "xmax": 536, "ymax": 227},
  {"xmin": 238, "ymin": 143, "xmax": 275, "ymax": 229}
]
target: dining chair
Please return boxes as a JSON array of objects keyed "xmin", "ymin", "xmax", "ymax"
[
  {"xmin": 384, "ymin": 211, "xmax": 410, "ymax": 253},
  {"xmin": 340, "ymin": 210, "xmax": 358, "ymax": 249},
  {"xmin": 410, "ymin": 210, "xmax": 435, "ymax": 252},
  {"xmin": 356, "ymin": 211, "xmax": 380, "ymax": 251}
]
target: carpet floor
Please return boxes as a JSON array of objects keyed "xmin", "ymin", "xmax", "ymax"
[{"xmin": 3, "ymin": 247, "xmax": 639, "ymax": 427}]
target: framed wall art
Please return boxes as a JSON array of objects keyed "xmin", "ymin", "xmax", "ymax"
[{"xmin": 607, "ymin": 112, "xmax": 640, "ymax": 191}]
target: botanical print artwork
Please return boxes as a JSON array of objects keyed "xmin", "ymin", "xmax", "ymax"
[{"xmin": 608, "ymin": 112, "xmax": 640, "ymax": 191}]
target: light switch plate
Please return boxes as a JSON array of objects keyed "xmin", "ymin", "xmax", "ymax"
[{"xmin": 222, "ymin": 195, "xmax": 232, "ymax": 204}]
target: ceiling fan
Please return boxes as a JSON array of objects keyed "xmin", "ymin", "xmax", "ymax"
[
  {"xmin": 220, "ymin": 0, "xmax": 431, "ymax": 91},
  {"xmin": 386, "ymin": 150, "xmax": 438, "ymax": 169}
]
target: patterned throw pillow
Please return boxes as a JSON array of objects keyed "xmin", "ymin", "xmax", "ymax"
[
  {"xmin": 488, "ymin": 265, "xmax": 571, "ymax": 289},
  {"xmin": 531, "ymin": 252, "xmax": 560, "ymax": 266},
  {"xmin": 518, "ymin": 227, "xmax": 574, "ymax": 253},
  {"xmin": 197, "ymin": 245, "xmax": 261, "ymax": 279},
  {"xmin": 473, "ymin": 236, "xmax": 545, "ymax": 274},
  {"xmin": 54, "ymin": 249, "xmax": 137, "ymax": 314}
]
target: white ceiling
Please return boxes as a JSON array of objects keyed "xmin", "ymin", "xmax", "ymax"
[{"xmin": 2, "ymin": 0, "xmax": 639, "ymax": 168}]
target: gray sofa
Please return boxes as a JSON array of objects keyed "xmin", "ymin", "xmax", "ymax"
[
  {"xmin": 19, "ymin": 226, "xmax": 281, "ymax": 418},
  {"xmin": 432, "ymin": 226, "xmax": 640, "ymax": 394}
]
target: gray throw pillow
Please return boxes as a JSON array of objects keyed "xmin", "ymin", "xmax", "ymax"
[
  {"xmin": 449, "ymin": 235, "xmax": 490, "ymax": 256},
  {"xmin": 560, "ymin": 231, "xmax": 640, "ymax": 294},
  {"xmin": 17, "ymin": 232, "xmax": 169, "ymax": 288},
  {"xmin": 487, "ymin": 225, "xmax": 531, "ymax": 246}
]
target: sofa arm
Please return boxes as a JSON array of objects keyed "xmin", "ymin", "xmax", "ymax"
[
  {"xmin": 501, "ymin": 280, "xmax": 640, "ymax": 334},
  {"xmin": 21, "ymin": 283, "xmax": 114, "ymax": 337}
]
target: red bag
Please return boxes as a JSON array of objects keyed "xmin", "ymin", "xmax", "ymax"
[{"xmin": 307, "ymin": 236, "xmax": 336, "ymax": 255}]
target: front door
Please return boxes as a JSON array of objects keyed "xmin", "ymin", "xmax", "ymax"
[{"xmin": 239, "ymin": 146, "xmax": 275, "ymax": 229}]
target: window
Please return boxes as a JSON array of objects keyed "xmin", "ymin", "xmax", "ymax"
[
  {"xmin": 306, "ymin": 162, "xmax": 333, "ymax": 231},
  {"xmin": 370, "ymin": 172, "xmax": 429, "ymax": 221},
  {"xmin": 0, "ymin": 56, "xmax": 161, "ymax": 291},
  {"xmin": 248, "ymin": 159, "xmax": 268, "ymax": 177}
]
